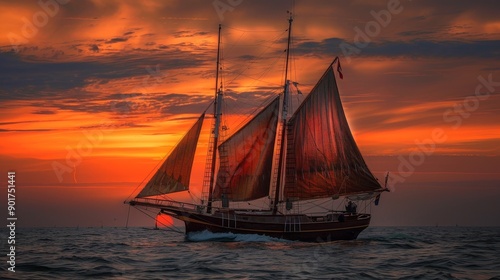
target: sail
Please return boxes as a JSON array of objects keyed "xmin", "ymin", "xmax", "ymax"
[
  {"xmin": 137, "ymin": 114, "xmax": 205, "ymax": 198},
  {"xmin": 284, "ymin": 65, "xmax": 381, "ymax": 200},
  {"xmin": 214, "ymin": 97, "xmax": 280, "ymax": 201}
]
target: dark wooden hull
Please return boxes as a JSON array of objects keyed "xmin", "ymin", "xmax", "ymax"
[{"xmin": 163, "ymin": 207, "xmax": 370, "ymax": 242}]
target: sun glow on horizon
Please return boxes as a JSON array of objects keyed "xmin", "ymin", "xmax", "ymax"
[{"xmin": 155, "ymin": 213, "xmax": 174, "ymax": 227}]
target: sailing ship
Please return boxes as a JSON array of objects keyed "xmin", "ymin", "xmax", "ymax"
[{"xmin": 128, "ymin": 16, "xmax": 388, "ymax": 242}]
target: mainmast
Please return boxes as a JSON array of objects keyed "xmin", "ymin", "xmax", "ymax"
[
  {"xmin": 273, "ymin": 13, "xmax": 293, "ymax": 214},
  {"xmin": 206, "ymin": 24, "xmax": 222, "ymax": 214}
]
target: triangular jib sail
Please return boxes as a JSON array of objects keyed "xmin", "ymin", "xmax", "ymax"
[
  {"xmin": 214, "ymin": 97, "xmax": 280, "ymax": 201},
  {"xmin": 284, "ymin": 63, "xmax": 381, "ymax": 200},
  {"xmin": 137, "ymin": 113, "xmax": 205, "ymax": 198}
]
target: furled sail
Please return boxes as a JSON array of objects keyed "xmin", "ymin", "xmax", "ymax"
[
  {"xmin": 214, "ymin": 97, "xmax": 280, "ymax": 201},
  {"xmin": 137, "ymin": 114, "xmax": 205, "ymax": 198},
  {"xmin": 284, "ymin": 65, "xmax": 381, "ymax": 200}
]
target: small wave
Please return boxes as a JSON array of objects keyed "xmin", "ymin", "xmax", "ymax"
[
  {"xmin": 18, "ymin": 263, "xmax": 53, "ymax": 272},
  {"xmin": 386, "ymin": 242, "xmax": 421, "ymax": 250},
  {"xmin": 58, "ymin": 255, "xmax": 112, "ymax": 264},
  {"xmin": 186, "ymin": 230, "xmax": 286, "ymax": 242},
  {"xmin": 83, "ymin": 265, "xmax": 123, "ymax": 278},
  {"xmin": 37, "ymin": 238, "xmax": 54, "ymax": 242}
]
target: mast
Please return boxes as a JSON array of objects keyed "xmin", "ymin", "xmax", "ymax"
[
  {"xmin": 213, "ymin": 24, "xmax": 222, "ymax": 116},
  {"xmin": 207, "ymin": 24, "xmax": 222, "ymax": 214},
  {"xmin": 273, "ymin": 13, "xmax": 293, "ymax": 214}
]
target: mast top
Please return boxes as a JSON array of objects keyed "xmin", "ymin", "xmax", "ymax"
[
  {"xmin": 282, "ymin": 11, "xmax": 293, "ymax": 121},
  {"xmin": 284, "ymin": 12, "xmax": 293, "ymax": 84}
]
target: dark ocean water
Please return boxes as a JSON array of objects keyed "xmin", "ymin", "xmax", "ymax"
[{"xmin": 1, "ymin": 226, "xmax": 499, "ymax": 279}]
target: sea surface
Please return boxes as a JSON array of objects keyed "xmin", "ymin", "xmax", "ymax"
[{"xmin": 1, "ymin": 226, "xmax": 499, "ymax": 279}]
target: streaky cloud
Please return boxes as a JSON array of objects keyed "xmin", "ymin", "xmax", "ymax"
[{"xmin": 294, "ymin": 38, "xmax": 500, "ymax": 59}]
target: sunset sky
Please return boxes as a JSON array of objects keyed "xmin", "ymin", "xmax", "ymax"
[{"xmin": 1, "ymin": 0, "xmax": 499, "ymax": 228}]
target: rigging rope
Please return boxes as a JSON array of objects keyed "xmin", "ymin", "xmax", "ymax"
[
  {"xmin": 224, "ymin": 29, "xmax": 288, "ymax": 88},
  {"xmin": 124, "ymin": 152, "xmax": 167, "ymax": 202},
  {"xmin": 125, "ymin": 204, "xmax": 131, "ymax": 228}
]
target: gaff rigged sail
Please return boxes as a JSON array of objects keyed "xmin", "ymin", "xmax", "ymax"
[
  {"xmin": 214, "ymin": 97, "xmax": 280, "ymax": 201},
  {"xmin": 284, "ymin": 65, "xmax": 381, "ymax": 200}
]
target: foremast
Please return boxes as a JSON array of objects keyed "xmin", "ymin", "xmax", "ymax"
[
  {"xmin": 272, "ymin": 13, "xmax": 293, "ymax": 214},
  {"xmin": 206, "ymin": 24, "xmax": 223, "ymax": 214}
]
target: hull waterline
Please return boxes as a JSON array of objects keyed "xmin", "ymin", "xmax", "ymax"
[
  {"xmin": 180, "ymin": 213, "xmax": 369, "ymax": 242},
  {"xmin": 152, "ymin": 204, "xmax": 371, "ymax": 242}
]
